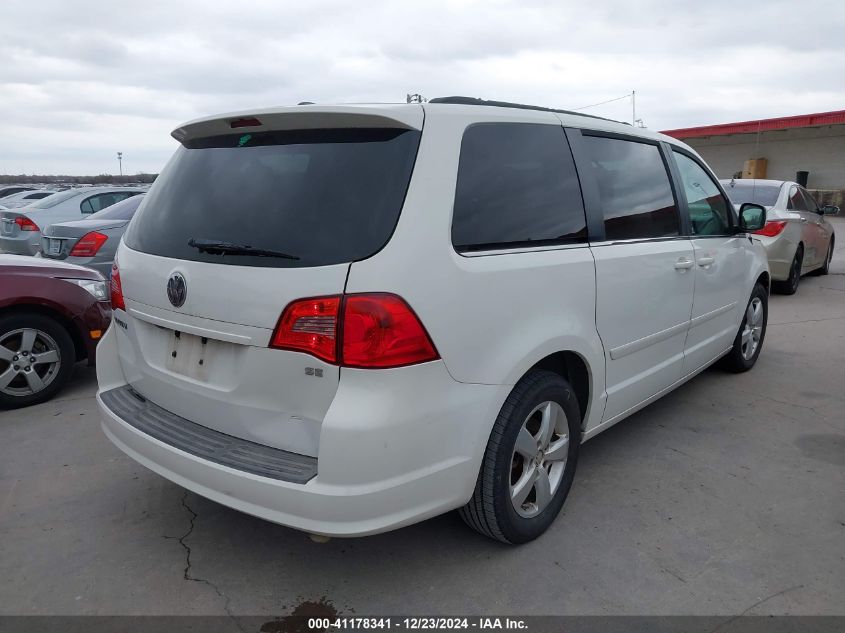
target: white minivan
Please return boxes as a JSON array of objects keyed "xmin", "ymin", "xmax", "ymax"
[{"xmin": 97, "ymin": 98, "xmax": 770, "ymax": 543}]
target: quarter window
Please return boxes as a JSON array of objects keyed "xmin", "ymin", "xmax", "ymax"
[
  {"xmin": 451, "ymin": 123, "xmax": 586, "ymax": 252},
  {"xmin": 580, "ymin": 135, "xmax": 679, "ymax": 241},
  {"xmin": 800, "ymin": 188, "xmax": 819, "ymax": 212},
  {"xmin": 787, "ymin": 186, "xmax": 807, "ymax": 211},
  {"xmin": 673, "ymin": 152, "xmax": 732, "ymax": 236}
]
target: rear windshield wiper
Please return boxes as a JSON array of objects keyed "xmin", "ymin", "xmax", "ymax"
[{"xmin": 187, "ymin": 238, "xmax": 300, "ymax": 260}]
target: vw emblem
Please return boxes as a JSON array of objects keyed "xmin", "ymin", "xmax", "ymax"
[{"xmin": 166, "ymin": 273, "xmax": 187, "ymax": 308}]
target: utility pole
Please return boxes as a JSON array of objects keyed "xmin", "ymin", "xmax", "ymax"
[
  {"xmin": 631, "ymin": 90, "xmax": 636, "ymax": 126},
  {"xmin": 117, "ymin": 152, "xmax": 123, "ymax": 177}
]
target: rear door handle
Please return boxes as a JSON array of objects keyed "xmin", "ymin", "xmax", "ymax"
[
  {"xmin": 697, "ymin": 256, "xmax": 715, "ymax": 267},
  {"xmin": 674, "ymin": 258, "xmax": 695, "ymax": 270}
]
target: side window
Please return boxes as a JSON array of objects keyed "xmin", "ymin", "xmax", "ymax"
[
  {"xmin": 80, "ymin": 197, "xmax": 95, "ymax": 213},
  {"xmin": 800, "ymin": 188, "xmax": 819, "ymax": 212},
  {"xmin": 451, "ymin": 123, "xmax": 586, "ymax": 252},
  {"xmin": 580, "ymin": 135, "xmax": 679, "ymax": 241},
  {"xmin": 673, "ymin": 152, "xmax": 732, "ymax": 236},
  {"xmin": 787, "ymin": 186, "xmax": 806, "ymax": 211}
]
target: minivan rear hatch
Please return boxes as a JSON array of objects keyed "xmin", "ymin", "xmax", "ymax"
[{"xmin": 113, "ymin": 106, "xmax": 423, "ymax": 457}]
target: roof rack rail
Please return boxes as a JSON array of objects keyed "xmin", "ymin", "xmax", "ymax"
[{"xmin": 427, "ymin": 96, "xmax": 627, "ymax": 124}]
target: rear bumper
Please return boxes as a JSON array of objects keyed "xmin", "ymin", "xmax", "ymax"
[
  {"xmin": 0, "ymin": 234, "xmax": 40, "ymax": 255},
  {"xmin": 96, "ymin": 327, "xmax": 507, "ymax": 536},
  {"xmin": 756, "ymin": 233, "xmax": 798, "ymax": 281}
]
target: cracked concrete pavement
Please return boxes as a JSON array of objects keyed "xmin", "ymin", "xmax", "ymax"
[{"xmin": 1, "ymin": 217, "xmax": 843, "ymax": 616}]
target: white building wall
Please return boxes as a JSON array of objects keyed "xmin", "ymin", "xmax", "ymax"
[{"xmin": 684, "ymin": 124, "xmax": 845, "ymax": 189}]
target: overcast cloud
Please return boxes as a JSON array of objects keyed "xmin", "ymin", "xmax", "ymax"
[{"xmin": 1, "ymin": 0, "xmax": 843, "ymax": 175}]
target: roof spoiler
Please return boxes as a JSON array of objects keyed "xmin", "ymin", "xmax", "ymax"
[{"xmin": 172, "ymin": 104, "xmax": 424, "ymax": 143}]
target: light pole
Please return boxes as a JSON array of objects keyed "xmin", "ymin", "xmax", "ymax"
[{"xmin": 117, "ymin": 152, "xmax": 123, "ymax": 177}]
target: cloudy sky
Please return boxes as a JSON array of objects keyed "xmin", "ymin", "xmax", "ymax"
[{"xmin": 1, "ymin": 0, "xmax": 843, "ymax": 175}]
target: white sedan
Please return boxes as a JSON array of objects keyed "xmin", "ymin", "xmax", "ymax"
[{"xmin": 722, "ymin": 179, "xmax": 838, "ymax": 294}]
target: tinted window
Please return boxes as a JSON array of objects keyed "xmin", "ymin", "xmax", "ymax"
[
  {"xmin": 451, "ymin": 123, "xmax": 586, "ymax": 251},
  {"xmin": 581, "ymin": 136, "xmax": 678, "ymax": 240},
  {"xmin": 800, "ymin": 188, "xmax": 819, "ymax": 212},
  {"xmin": 721, "ymin": 181, "xmax": 782, "ymax": 207},
  {"xmin": 24, "ymin": 191, "xmax": 52, "ymax": 200},
  {"xmin": 787, "ymin": 186, "xmax": 807, "ymax": 211},
  {"xmin": 124, "ymin": 128, "xmax": 420, "ymax": 268},
  {"xmin": 90, "ymin": 194, "xmax": 144, "ymax": 220},
  {"xmin": 673, "ymin": 152, "xmax": 732, "ymax": 236}
]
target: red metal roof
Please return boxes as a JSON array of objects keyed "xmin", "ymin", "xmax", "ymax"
[{"xmin": 661, "ymin": 109, "xmax": 845, "ymax": 139}]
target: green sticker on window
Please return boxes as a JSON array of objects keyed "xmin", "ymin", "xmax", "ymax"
[{"xmin": 238, "ymin": 134, "xmax": 252, "ymax": 147}]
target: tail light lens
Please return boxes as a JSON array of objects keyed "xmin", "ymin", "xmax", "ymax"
[
  {"xmin": 270, "ymin": 296, "xmax": 341, "ymax": 363},
  {"xmin": 341, "ymin": 294, "xmax": 439, "ymax": 368},
  {"xmin": 110, "ymin": 263, "xmax": 126, "ymax": 311},
  {"xmin": 270, "ymin": 293, "xmax": 439, "ymax": 369},
  {"xmin": 14, "ymin": 216, "xmax": 39, "ymax": 232},
  {"xmin": 754, "ymin": 220, "xmax": 788, "ymax": 237},
  {"xmin": 69, "ymin": 231, "xmax": 108, "ymax": 257}
]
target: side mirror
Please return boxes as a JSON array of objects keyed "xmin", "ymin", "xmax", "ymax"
[
  {"xmin": 822, "ymin": 204, "xmax": 840, "ymax": 216},
  {"xmin": 738, "ymin": 203, "xmax": 766, "ymax": 232}
]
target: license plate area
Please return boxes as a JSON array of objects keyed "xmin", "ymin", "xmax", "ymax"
[
  {"xmin": 49, "ymin": 239, "xmax": 63, "ymax": 256},
  {"xmin": 165, "ymin": 330, "xmax": 215, "ymax": 380}
]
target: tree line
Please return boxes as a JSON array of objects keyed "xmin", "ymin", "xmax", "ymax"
[{"xmin": 0, "ymin": 174, "xmax": 158, "ymax": 185}]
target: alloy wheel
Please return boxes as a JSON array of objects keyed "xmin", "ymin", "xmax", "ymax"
[
  {"xmin": 0, "ymin": 328, "xmax": 62, "ymax": 397},
  {"xmin": 789, "ymin": 252, "xmax": 802, "ymax": 292},
  {"xmin": 740, "ymin": 298, "xmax": 764, "ymax": 361},
  {"xmin": 509, "ymin": 401, "xmax": 570, "ymax": 518}
]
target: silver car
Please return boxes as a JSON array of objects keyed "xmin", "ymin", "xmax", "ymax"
[
  {"xmin": 721, "ymin": 179, "xmax": 838, "ymax": 294},
  {"xmin": 0, "ymin": 189, "xmax": 57, "ymax": 209},
  {"xmin": 40, "ymin": 194, "xmax": 144, "ymax": 277},
  {"xmin": 0, "ymin": 187, "xmax": 146, "ymax": 256}
]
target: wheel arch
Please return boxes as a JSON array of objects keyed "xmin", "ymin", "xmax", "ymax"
[
  {"xmin": 0, "ymin": 303, "xmax": 86, "ymax": 362},
  {"xmin": 525, "ymin": 350, "xmax": 591, "ymax": 428}
]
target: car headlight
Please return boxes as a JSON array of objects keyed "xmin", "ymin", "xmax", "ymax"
[{"xmin": 64, "ymin": 278, "xmax": 109, "ymax": 302}]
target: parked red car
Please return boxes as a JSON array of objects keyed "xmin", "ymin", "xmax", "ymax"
[{"xmin": 0, "ymin": 254, "xmax": 111, "ymax": 408}]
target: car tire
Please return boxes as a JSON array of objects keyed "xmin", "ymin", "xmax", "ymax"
[
  {"xmin": 0, "ymin": 312, "xmax": 75, "ymax": 409},
  {"xmin": 813, "ymin": 238, "xmax": 834, "ymax": 276},
  {"xmin": 459, "ymin": 369, "xmax": 581, "ymax": 544},
  {"xmin": 721, "ymin": 283, "xmax": 768, "ymax": 373},
  {"xmin": 773, "ymin": 246, "xmax": 803, "ymax": 295}
]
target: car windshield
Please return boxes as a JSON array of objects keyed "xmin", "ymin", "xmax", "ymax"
[
  {"xmin": 124, "ymin": 127, "xmax": 421, "ymax": 268},
  {"xmin": 721, "ymin": 182, "xmax": 782, "ymax": 207},
  {"xmin": 89, "ymin": 194, "xmax": 144, "ymax": 220}
]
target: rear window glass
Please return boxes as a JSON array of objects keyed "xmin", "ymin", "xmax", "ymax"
[
  {"xmin": 29, "ymin": 189, "xmax": 82, "ymax": 209},
  {"xmin": 721, "ymin": 182, "xmax": 782, "ymax": 207},
  {"xmin": 451, "ymin": 123, "xmax": 586, "ymax": 252},
  {"xmin": 124, "ymin": 128, "xmax": 420, "ymax": 268},
  {"xmin": 90, "ymin": 194, "xmax": 144, "ymax": 220}
]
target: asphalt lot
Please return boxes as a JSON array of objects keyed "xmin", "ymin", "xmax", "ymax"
[{"xmin": 1, "ymin": 218, "xmax": 844, "ymax": 617}]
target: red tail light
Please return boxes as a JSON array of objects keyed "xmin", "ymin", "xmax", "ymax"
[
  {"xmin": 341, "ymin": 294, "xmax": 439, "ymax": 368},
  {"xmin": 14, "ymin": 216, "xmax": 39, "ymax": 232},
  {"xmin": 69, "ymin": 231, "xmax": 108, "ymax": 257},
  {"xmin": 230, "ymin": 117, "xmax": 262, "ymax": 128},
  {"xmin": 754, "ymin": 220, "xmax": 788, "ymax": 237},
  {"xmin": 110, "ymin": 263, "xmax": 126, "ymax": 311},
  {"xmin": 270, "ymin": 296, "xmax": 341, "ymax": 363},
  {"xmin": 270, "ymin": 293, "xmax": 439, "ymax": 369}
]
